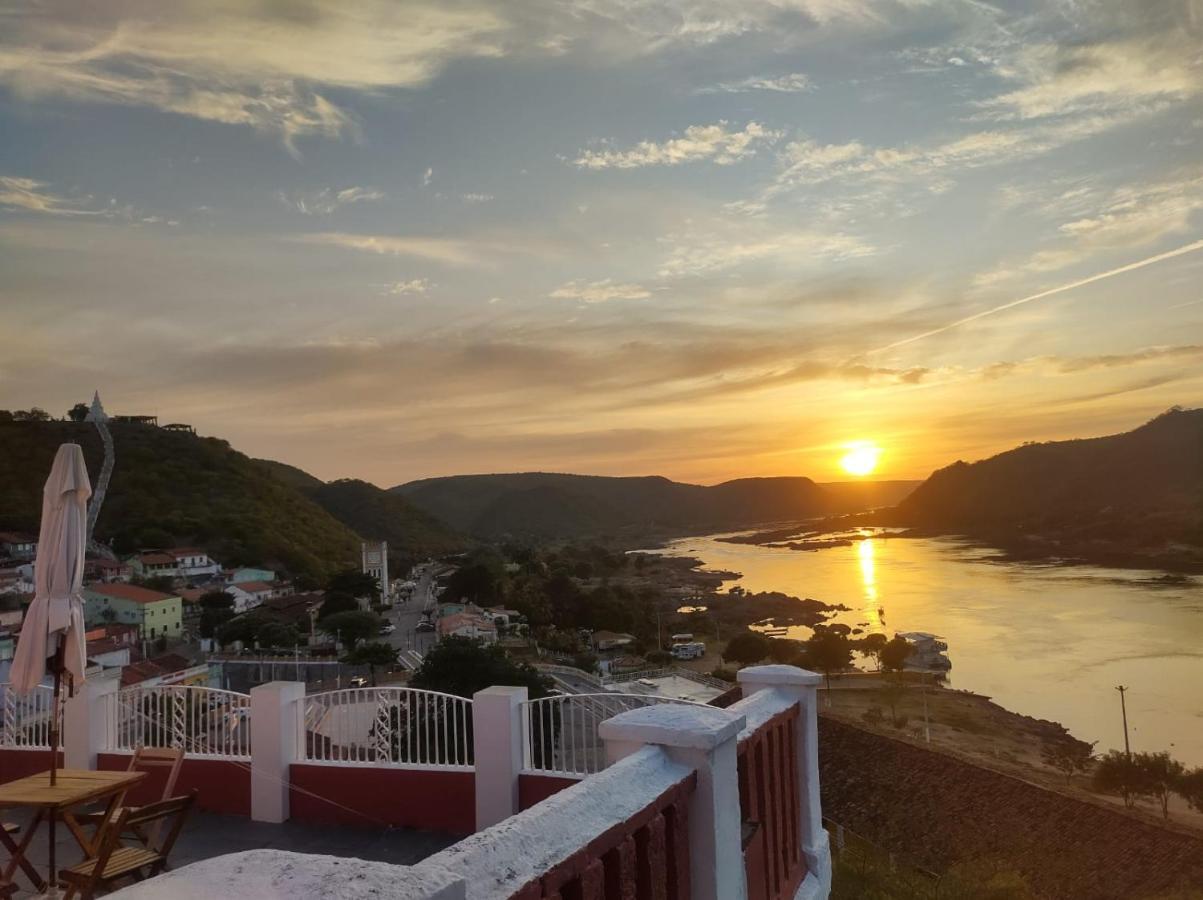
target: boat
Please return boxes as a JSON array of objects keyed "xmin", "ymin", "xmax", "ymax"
[{"xmin": 896, "ymin": 631, "xmax": 952, "ymax": 672}]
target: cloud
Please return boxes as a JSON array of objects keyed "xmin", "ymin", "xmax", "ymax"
[
  {"xmin": 292, "ymin": 230, "xmax": 557, "ymax": 268},
  {"xmin": 0, "ymin": 175, "xmax": 95, "ymax": 215},
  {"xmin": 573, "ymin": 122, "xmax": 782, "ymax": 169},
  {"xmin": 659, "ymin": 226, "xmax": 876, "ymax": 277},
  {"xmin": 380, "ymin": 279, "xmax": 432, "ymax": 296},
  {"xmin": 550, "ymin": 279, "xmax": 652, "ymax": 303},
  {"xmin": 697, "ymin": 73, "xmax": 812, "ymax": 93},
  {"xmin": 423, "ymin": 168, "xmax": 434, "ymax": 187},
  {"xmin": 0, "ymin": 2, "xmax": 507, "ymax": 151},
  {"xmin": 278, "ymin": 186, "xmax": 385, "ymax": 215},
  {"xmin": 460, "ymin": 193, "xmax": 494, "ymax": 204},
  {"xmin": 979, "ymin": 38, "xmax": 1201, "ymax": 122}
]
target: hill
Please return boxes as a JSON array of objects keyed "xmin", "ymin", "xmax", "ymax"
[
  {"xmin": 896, "ymin": 408, "xmax": 1203, "ymax": 569},
  {"xmin": 298, "ymin": 478, "xmax": 465, "ymax": 565},
  {"xmin": 0, "ymin": 422, "xmax": 464, "ymax": 581},
  {"xmin": 0, "ymin": 420, "xmax": 360, "ymax": 580},
  {"xmin": 392, "ymin": 472, "xmax": 898, "ymax": 540}
]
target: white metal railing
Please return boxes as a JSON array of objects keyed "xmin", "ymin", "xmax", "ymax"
[
  {"xmin": 300, "ymin": 687, "xmax": 472, "ymax": 768},
  {"xmin": 604, "ymin": 667, "xmax": 734, "ymax": 691},
  {"xmin": 0, "ymin": 684, "xmax": 56, "ymax": 749},
  {"xmin": 103, "ymin": 685, "xmax": 251, "ymax": 759},
  {"xmin": 522, "ymin": 693, "xmax": 710, "ymax": 776}
]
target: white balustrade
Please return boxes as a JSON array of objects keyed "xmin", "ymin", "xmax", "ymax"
[
  {"xmin": 0, "ymin": 683, "xmax": 56, "ymax": 749},
  {"xmin": 522, "ymin": 693, "xmax": 710, "ymax": 776},
  {"xmin": 103, "ymin": 685, "xmax": 251, "ymax": 759},
  {"xmin": 300, "ymin": 687, "xmax": 472, "ymax": 768}
]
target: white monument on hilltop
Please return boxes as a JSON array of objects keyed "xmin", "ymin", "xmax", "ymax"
[{"xmin": 361, "ymin": 541, "xmax": 389, "ymax": 604}]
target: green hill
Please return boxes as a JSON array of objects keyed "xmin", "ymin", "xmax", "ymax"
[
  {"xmin": 391, "ymin": 472, "xmax": 881, "ymax": 539},
  {"xmin": 0, "ymin": 422, "xmax": 464, "ymax": 581},
  {"xmin": 896, "ymin": 408, "xmax": 1203, "ymax": 569},
  {"xmin": 0, "ymin": 420, "xmax": 360, "ymax": 579}
]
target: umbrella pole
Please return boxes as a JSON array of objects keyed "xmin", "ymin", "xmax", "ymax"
[{"xmin": 49, "ymin": 639, "xmax": 64, "ymax": 787}]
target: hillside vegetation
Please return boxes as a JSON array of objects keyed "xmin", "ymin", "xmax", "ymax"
[
  {"xmin": 0, "ymin": 422, "xmax": 464, "ymax": 580},
  {"xmin": 392, "ymin": 472, "xmax": 911, "ymax": 540},
  {"xmin": 896, "ymin": 408, "xmax": 1203, "ymax": 569}
]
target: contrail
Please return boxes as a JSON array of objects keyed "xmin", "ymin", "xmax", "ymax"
[{"xmin": 871, "ymin": 238, "xmax": 1203, "ymax": 354}]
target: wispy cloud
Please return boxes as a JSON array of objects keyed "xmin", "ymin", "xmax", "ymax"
[
  {"xmin": 278, "ymin": 186, "xmax": 385, "ymax": 215},
  {"xmin": 659, "ymin": 226, "xmax": 876, "ymax": 277},
  {"xmin": 550, "ymin": 279, "xmax": 651, "ymax": 303},
  {"xmin": 875, "ymin": 238, "xmax": 1203, "ymax": 353},
  {"xmin": 573, "ymin": 122, "xmax": 781, "ymax": 169},
  {"xmin": 380, "ymin": 279, "xmax": 432, "ymax": 296},
  {"xmin": 0, "ymin": 176, "xmax": 94, "ymax": 215},
  {"xmin": 292, "ymin": 230, "xmax": 556, "ymax": 268},
  {"xmin": 697, "ymin": 73, "xmax": 812, "ymax": 94}
]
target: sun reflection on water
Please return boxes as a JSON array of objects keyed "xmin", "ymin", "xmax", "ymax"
[{"xmin": 858, "ymin": 538, "xmax": 883, "ymax": 629}]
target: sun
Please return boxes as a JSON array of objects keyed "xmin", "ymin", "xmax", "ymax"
[{"xmin": 839, "ymin": 442, "xmax": 881, "ymax": 477}]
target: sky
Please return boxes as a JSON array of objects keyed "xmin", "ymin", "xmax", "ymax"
[{"xmin": 1, "ymin": 0, "xmax": 1202, "ymax": 487}]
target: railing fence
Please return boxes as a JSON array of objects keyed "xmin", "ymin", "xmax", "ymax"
[
  {"xmin": 523, "ymin": 693, "xmax": 710, "ymax": 776},
  {"xmin": 0, "ymin": 684, "xmax": 56, "ymax": 749},
  {"xmin": 300, "ymin": 687, "xmax": 472, "ymax": 768},
  {"xmin": 103, "ymin": 685, "xmax": 251, "ymax": 759}
]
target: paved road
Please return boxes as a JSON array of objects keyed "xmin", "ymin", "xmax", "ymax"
[{"xmin": 384, "ymin": 565, "xmax": 440, "ymax": 666}]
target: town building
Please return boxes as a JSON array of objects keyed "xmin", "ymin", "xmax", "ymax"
[
  {"xmin": 362, "ymin": 540, "xmax": 388, "ymax": 602},
  {"xmin": 228, "ymin": 580, "xmax": 286, "ymax": 612},
  {"xmin": 437, "ymin": 611, "xmax": 498, "ymax": 644},
  {"xmin": 84, "ymin": 557, "xmax": 133, "ymax": 583},
  {"xmin": 83, "ymin": 582, "xmax": 183, "ymax": 640},
  {"xmin": 168, "ymin": 547, "xmax": 222, "ymax": 578},
  {"xmin": 0, "ymin": 532, "xmax": 36, "ymax": 560},
  {"xmin": 224, "ymin": 566, "xmax": 275, "ymax": 584},
  {"xmin": 127, "ymin": 551, "xmax": 179, "ymax": 579},
  {"xmin": 591, "ymin": 630, "xmax": 636, "ymax": 652}
]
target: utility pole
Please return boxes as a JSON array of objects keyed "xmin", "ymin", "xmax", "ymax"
[
  {"xmin": 922, "ymin": 672, "xmax": 931, "ymax": 744},
  {"xmin": 1116, "ymin": 685, "xmax": 1131, "ymax": 758}
]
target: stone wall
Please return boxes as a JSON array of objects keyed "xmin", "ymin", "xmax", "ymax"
[{"xmin": 819, "ymin": 716, "xmax": 1203, "ymax": 899}]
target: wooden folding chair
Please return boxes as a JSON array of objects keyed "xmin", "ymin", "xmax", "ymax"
[
  {"xmin": 59, "ymin": 791, "xmax": 196, "ymax": 900},
  {"xmin": 77, "ymin": 746, "xmax": 184, "ymax": 843}
]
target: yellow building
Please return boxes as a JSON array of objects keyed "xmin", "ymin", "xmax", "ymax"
[{"xmin": 83, "ymin": 583, "xmax": 183, "ymax": 640}]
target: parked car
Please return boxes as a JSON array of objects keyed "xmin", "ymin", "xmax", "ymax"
[
  {"xmin": 671, "ymin": 641, "xmax": 706, "ymax": 660},
  {"xmin": 348, "ymin": 675, "xmax": 369, "ymax": 688},
  {"xmin": 415, "ymin": 621, "xmax": 435, "ymax": 633},
  {"xmin": 379, "ymin": 623, "xmax": 396, "ymax": 635}
]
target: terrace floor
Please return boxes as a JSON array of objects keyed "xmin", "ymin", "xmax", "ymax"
[{"xmin": 1, "ymin": 808, "xmax": 459, "ymax": 897}]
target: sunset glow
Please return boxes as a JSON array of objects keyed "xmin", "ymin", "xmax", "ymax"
[{"xmin": 839, "ymin": 443, "xmax": 882, "ymax": 478}]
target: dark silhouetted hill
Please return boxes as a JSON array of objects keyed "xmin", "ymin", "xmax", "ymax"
[
  {"xmin": 392, "ymin": 472, "xmax": 907, "ymax": 539},
  {"xmin": 896, "ymin": 408, "xmax": 1203, "ymax": 569}
]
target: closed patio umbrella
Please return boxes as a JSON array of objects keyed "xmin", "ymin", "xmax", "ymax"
[{"xmin": 10, "ymin": 443, "xmax": 92, "ymax": 785}]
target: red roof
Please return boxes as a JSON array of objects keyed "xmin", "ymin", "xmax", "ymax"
[
  {"xmin": 88, "ymin": 583, "xmax": 177, "ymax": 605},
  {"xmin": 0, "ymin": 532, "xmax": 35, "ymax": 544},
  {"xmin": 232, "ymin": 581, "xmax": 274, "ymax": 593},
  {"xmin": 168, "ymin": 548, "xmax": 207, "ymax": 559},
  {"xmin": 139, "ymin": 553, "xmax": 176, "ymax": 566},
  {"xmin": 91, "ymin": 559, "xmax": 130, "ymax": 570}
]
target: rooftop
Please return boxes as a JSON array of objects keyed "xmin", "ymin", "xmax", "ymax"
[
  {"xmin": 2, "ymin": 809, "xmax": 457, "ymax": 898},
  {"xmin": 86, "ymin": 583, "xmax": 178, "ymax": 604}
]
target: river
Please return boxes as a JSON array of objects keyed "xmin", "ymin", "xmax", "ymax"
[{"xmin": 652, "ymin": 530, "xmax": 1203, "ymax": 766}]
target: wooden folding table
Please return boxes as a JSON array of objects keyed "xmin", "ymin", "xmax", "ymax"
[{"xmin": 0, "ymin": 769, "xmax": 146, "ymax": 893}]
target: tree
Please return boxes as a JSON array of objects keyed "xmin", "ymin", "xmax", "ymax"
[
  {"xmin": 1175, "ymin": 767, "xmax": 1203, "ymax": 814},
  {"xmin": 802, "ymin": 630, "xmax": 853, "ymax": 690},
  {"xmin": 317, "ymin": 592, "xmax": 359, "ymax": 621},
  {"xmin": 199, "ymin": 590, "xmax": 235, "ymax": 611},
  {"xmin": 199, "ymin": 606, "xmax": 235, "ymax": 639},
  {"xmin": 722, "ymin": 631, "xmax": 771, "ymax": 666},
  {"xmin": 12, "ymin": 408, "xmax": 50, "ymax": 422},
  {"xmin": 1133, "ymin": 751, "xmax": 1185, "ymax": 819},
  {"xmin": 857, "ymin": 632, "xmax": 888, "ymax": 668},
  {"xmin": 878, "ymin": 635, "xmax": 913, "ymax": 673},
  {"xmin": 411, "ymin": 635, "xmax": 552, "ymax": 699},
  {"xmin": 67, "ymin": 403, "xmax": 89, "ymax": 422},
  {"xmin": 767, "ymin": 638, "xmax": 801, "ymax": 664},
  {"xmin": 343, "ymin": 641, "xmax": 397, "ymax": 686},
  {"xmin": 1040, "ymin": 737, "xmax": 1096, "ymax": 783},
  {"xmin": 216, "ymin": 616, "xmax": 259, "ymax": 649},
  {"xmin": 876, "ymin": 678, "xmax": 909, "ymax": 727},
  {"xmin": 1093, "ymin": 750, "xmax": 1144, "ymax": 808},
  {"xmin": 326, "ymin": 569, "xmax": 380, "ymax": 602},
  {"xmin": 256, "ymin": 622, "xmax": 301, "ymax": 649},
  {"xmin": 320, "ymin": 610, "xmax": 381, "ymax": 648}
]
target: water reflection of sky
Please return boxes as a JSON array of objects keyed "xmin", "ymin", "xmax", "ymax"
[{"xmin": 649, "ymin": 532, "xmax": 1203, "ymax": 766}]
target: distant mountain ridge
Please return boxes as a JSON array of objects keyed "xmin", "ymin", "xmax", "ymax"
[
  {"xmin": 896, "ymin": 408, "xmax": 1203, "ymax": 569},
  {"xmin": 392, "ymin": 472, "xmax": 918, "ymax": 539}
]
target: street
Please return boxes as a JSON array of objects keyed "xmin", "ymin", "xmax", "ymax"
[{"xmin": 383, "ymin": 564, "xmax": 441, "ymax": 669}]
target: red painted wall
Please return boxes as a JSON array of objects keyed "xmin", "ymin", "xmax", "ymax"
[
  {"xmin": 290, "ymin": 764, "xmax": 475, "ymax": 834},
  {"xmin": 518, "ymin": 772, "xmax": 581, "ymax": 811},
  {"xmin": 0, "ymin": 748, "xmax": 62, "ymax": 783},
  {"xmin": 97, "ymin": 753, "xmax": 251, "ymax": 816}
]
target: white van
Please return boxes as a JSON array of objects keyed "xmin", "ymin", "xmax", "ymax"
[{"xmin": 671, "ymin": 642, "xmax": 706, "ymax": 660}]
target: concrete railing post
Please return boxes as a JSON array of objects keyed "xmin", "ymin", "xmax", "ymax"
[
  {"xmin": 472, "ymin": 685, "xmax": 527, "ymax": 831},
  {"xmin": 250, "ymin": 681, "xmax": 305, "ymax": 823},
  {"xmin": 600, "ymin": 704, "xmax": 748, "ymax": 900},
  {"xmin": 738, "ymin": 664, "xmax": 832, "ymax": 897},
  {"xmin": 64, "ymin": 676, "xmax": 119, "ymax": 770}
]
